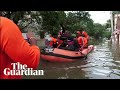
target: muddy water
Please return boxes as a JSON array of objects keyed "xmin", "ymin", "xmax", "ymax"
[{"xmin": 23, "ymin": 40, "xmax": 120, "ymax": 79}]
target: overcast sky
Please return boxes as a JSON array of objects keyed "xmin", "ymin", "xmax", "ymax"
[{"xmin": 89, "ymin": 11, "xmax": 111, "ymax": 24}]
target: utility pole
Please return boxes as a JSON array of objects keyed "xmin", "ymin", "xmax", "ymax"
[
  {"xmin": 110, "ymin": 11, "xmax": 114, "ymax": 43},
  {"xmin": 110, "ymin": 11, "xmax": 114, "ymax": 33}
]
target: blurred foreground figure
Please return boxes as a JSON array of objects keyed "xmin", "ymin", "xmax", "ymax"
[{"xmin": 0, "ymin": 16, "xmax": 40, "ymax": 79}]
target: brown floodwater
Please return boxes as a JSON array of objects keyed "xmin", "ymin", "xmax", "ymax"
[{"xmin": 23, "ymin": 40, "xmax": 120, "ymax": 79}]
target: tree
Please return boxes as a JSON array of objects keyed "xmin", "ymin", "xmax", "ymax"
[
  {"xmin": 1, "ymin": 11, "xmax": 108, "ymax": 40},
  {"xmin": 105, "ymin": 19, "xmax": 111, "ymax": 29},
  {"xmin": 93, "ymin": 23, "xmax": 106, "ymax": 39},
  {"xmin": 0, "ymin": 11, "xmax": 42, "ymax": 34},
  {"xmin": 65, "ymin": 11, "xmax": 94, "ymax": 35},
  {"xmin": 1, "ymin": 11, "xmax": 26, "ymax": 24},
  {"xmin": 113, "ymin": 11, "xmax": 120, "ymax": 15},
  {"xmin": 40, "ymin": 11, "xmax": 58, "ymax": 33}
]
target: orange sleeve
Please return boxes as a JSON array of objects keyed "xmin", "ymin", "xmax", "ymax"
[
  {"xmin": 84, "ymin": 38, "xmax": 88, "ymax": 46},
  {"xmin": 1, "ymin": 17, "xmax": 40, "ymax": 69},
  {"xmin": 83, "ymin": 31, "xmax": 89, "ymax": 39}
]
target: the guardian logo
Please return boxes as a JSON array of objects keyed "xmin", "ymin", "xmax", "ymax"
[{"xmin": 4, "ymin": 62, "xmax": 44, "ymax": 76}]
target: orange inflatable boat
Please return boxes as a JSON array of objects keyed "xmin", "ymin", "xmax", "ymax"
[{"xmin": 41, "ymin": 45, "xmax": 94, "ymax": 62}]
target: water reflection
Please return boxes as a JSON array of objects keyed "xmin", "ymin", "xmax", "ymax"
[
  {"xmin": 23, "ymin": 40, "xmax": 120, "ymax": 79},
  {"xmin": 83, "ymin": 40, "xmax": 120, "ymax": 79}
]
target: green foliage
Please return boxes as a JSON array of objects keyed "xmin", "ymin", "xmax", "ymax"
[
  {"xmin": 65, "ymin": 11, "xmax": 94, "ymax": 34},
  {"xmin": 40, "ymin": 11, "xmax": 61, "ymax": 33},
  {"xmin": 1, "ymin": 11, "xmax": 26, "ymax": 24},
  {"xmin": 0, "ymin": 11, "xmax": 112, "ymax": 40},
  {"xmin": 105, "ymin": 19, "xmax": 111, "ymax": 28},
  {"xmin": 1, "ymin": 11, "xmax": 43, "ymax": 34},
  {"xmin": 104, "ymin": 31, "xmax": 111, "ymax": 40},
  {"xmin": 113, "ymin": 11, "xmax": 120, "ymax": 14},
  {"xmin": 93, "ymin": 23, "xmax": 106, "ymax": 40}
]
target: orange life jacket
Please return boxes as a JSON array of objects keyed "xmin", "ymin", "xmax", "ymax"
[
  {"xmin": 53, "ymin": 37, "xmax": 57, "ymax": 44},
  {"xmin": 83, "ymin": 37, "xmax": 88, "ymax": 48},
  {"xmin": 79, "ymin": 31, "xmax": 89, "ymax": 40},
  {"xmin": 49, "ymin": 37, "xmax": 57, "ymax": 47},
  {"xmin": 77, "ymin": 36, "xmax": 84, "ymax": 46},
  {"xmin": 77, "ymin": 36, "xmax": 88, "ymax": 49}
]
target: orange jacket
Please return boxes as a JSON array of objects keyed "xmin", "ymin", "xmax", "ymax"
[
  {"xmin": 0, "ymin": 16, "xmax": 40, "ymax": 79},
  {"xmin": 52, "ymin": 37, "xmax": 57, "ymax": 44},
  {"xmin": 49, "ymin": 37, "xmax": 57, "ymax": 47},
  {"xmin": 77, "ymin": 36, "xmax": 88, "ymax": 49},
  {"xmin": 83, "ymin": 37, "xmax": 88, "ymax": 48},
  {"xmin": 77, "ymin": 36, "xmax": 84, "ymax": 46},
  {"xmin": 80, "ymin": 31, "xmax": 89, "ymax": 40}
]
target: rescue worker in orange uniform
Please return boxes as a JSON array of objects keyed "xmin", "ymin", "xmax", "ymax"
[
  {"xmin": 0, "ymin": 16, "xmax": 40, "ymax": 79},
  {"xmin": 78, "ymin": 27, "xmax": 89, "ymax": 44},
  {"xmin": 77, "ymin": 27, "xmax": 89, "ymax": 47},
  {"xmin": 76, "ymin": 31, "xmax": 88, "ymax": 50},
  {"xmin": 48, "ymin": 34, "xmax": 58, "ymax": 48}
]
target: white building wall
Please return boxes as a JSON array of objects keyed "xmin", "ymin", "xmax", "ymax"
[{"xmin": 114, "ymin": 14, "xmax": 120, "ymax": 30}]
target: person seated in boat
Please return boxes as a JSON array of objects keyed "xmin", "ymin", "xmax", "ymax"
[
  {"xmin": 58, "ymin": 37, "xmax": 68, "ymax": 49},
  {"xmin": 65, "ymin": 31, "xmax": 76, "ymax": 51},
  {"xmin": 59, "ymin": 25, "xmax": 70, "ymax": 38},
  {"xmin": 52, "ymin": 35, "xmax": 58, "ymax": 48},
  {"xmin": 57, "ymin": 34, "xmax": 63, "ymax": 48},
  {"xmin": 58, "ymin": 25, "xmax": 66, "ymax": 36},
  {"xmin": 58, "ymin": 35, "xmax": 76, "ymax": 51},
  {"xmin": 48, "ymin": 33, "xmax": 58, "ymax": 48},
  {"xmin": 71, "ymin": 33, "xmax": 76, "ymax": 39},
  {"xmin": 45, "ymin": 33, "xmax": 51, "ymax": 48},
  {"xmin": 72, "ymin": 32, "xmax": 81, "ymax": 51},
  {"xmin": 76, "ymin": 31, "xmax": 88, "ymax": 51},
  {"xmin": 82, "ymin": 35, "xmax": 88, "ymax": 48},
  {"xmin": 57, "ymin": 30, "xmax": 68, "ymax": 45},
  {"xmin": 58, "ymin": 29, "xmax": 66, "ymax": 43},
  {"xmin": 66, "ymin": 36, "xmax": 75, "ymax": 51},
  {"xmin": 78, "ymin": 27, "xmax": 89, "ymax": 45},
  {"xmin": 58, "ymin": 29, "xmax": 63, "ymax": 36}
]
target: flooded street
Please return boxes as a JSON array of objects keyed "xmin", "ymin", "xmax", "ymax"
[{"xmin": 23, "ymin": 40, "xmax": 120, "ymax": 79}]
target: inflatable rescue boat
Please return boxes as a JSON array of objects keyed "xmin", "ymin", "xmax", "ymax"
[{"xmin": 41, "ymin": 45, "xmax": 94, "ymax": 62}]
